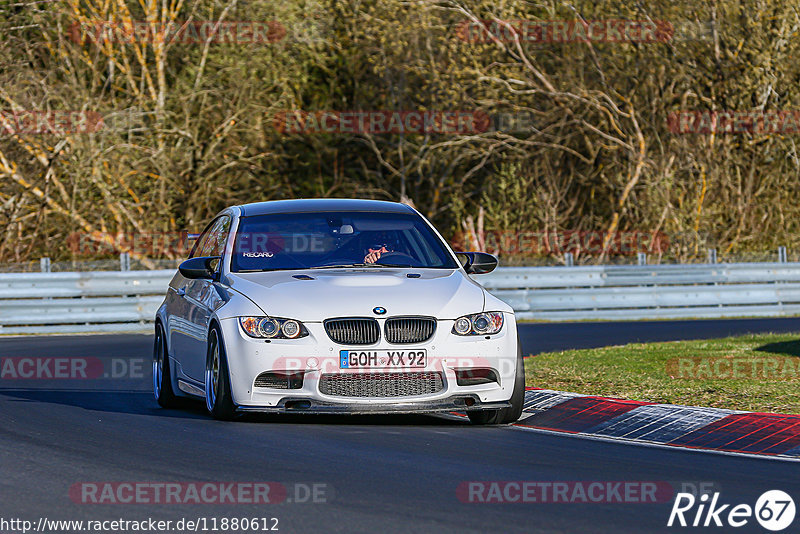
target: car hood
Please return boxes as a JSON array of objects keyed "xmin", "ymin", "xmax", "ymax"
[{"xmin": 225, "ymin": 268, "xmax": 486, "ymax": 321}]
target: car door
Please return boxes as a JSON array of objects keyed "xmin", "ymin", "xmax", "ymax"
[{"xmin": 169, "ymin": 216, "xmax": 230, "ymax": 382}]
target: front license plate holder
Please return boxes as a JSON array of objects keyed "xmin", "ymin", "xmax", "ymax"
[{"xmin": 339, "ymin": 349, "xmax": 427, "ymax": 369}]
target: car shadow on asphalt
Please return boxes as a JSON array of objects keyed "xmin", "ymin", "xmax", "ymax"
[
  {"xmin": 234, "ymin": 412, "xmax": 470, "ymax": 426},
  {"xmin": 0, "ymin": 389, "xmax": 209, "ymax": 419},
  {"xmin": 0, "ymin": 388, "xmax": 471, "ymax": 426},
  {"xmin": 754, "ymin": 339, "xmax": 800, "ymax": 358}
]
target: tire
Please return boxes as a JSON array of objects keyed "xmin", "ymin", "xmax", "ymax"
[
  {"xmin": 468, "ymin": 339, "xmax": 525, "ymax": 425},
  {"xmin": 153, "ymin": 322, "xmax": 178, "ymax": 408},
  {"xmin": 205, "ymin": 325, "xmax": 237, "ymax": 420}
]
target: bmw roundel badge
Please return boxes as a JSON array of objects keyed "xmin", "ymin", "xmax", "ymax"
[{"xmin": 373, "ymin": 307, "xmax": 387, "ymax": 315}]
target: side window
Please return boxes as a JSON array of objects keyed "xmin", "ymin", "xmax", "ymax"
[
  {"xmin": 189, "ymin": 216, "xmax": 231, "ymax": 258},
  {"xmin": 204, "ymin": 216, "xmax": 231, "ymax": 257},
  {"xmin": 189, "ymin": 220, "xmax": 216, "ymax": 259}
]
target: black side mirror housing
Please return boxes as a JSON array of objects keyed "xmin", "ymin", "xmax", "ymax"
[
  {"xmin": 455, "ymin": 252, "xmax": 498, "ymax": 274},
  {"xmin": 179, "ymin": 256, "xmax": 221, "ymax": 280}
]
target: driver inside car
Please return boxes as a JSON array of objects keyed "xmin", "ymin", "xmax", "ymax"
[
  {"xmin": 362, "ymin": 231, "xmax": 397, "ymax": 264},
  {"xmin": 364, "ymin": 241, "xmax": 393, "ymax": 263}
]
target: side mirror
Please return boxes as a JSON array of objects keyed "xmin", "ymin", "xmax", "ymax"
[
  {"xmin": 179, "ymin": 256, "xmax": 221, "ymax": 280},
  {"xmin": 455, "ymin": 252, "xmax": 498, "ymax": 274}
]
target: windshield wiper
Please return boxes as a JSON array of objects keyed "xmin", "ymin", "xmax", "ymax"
[{"xmin": 308, "ymin": 263, "xmax": 392, "ymax": 269}]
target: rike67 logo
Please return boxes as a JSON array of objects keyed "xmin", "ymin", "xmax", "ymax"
[{"xmin": 668, "ymin": 490, "xmax": 795, "ymax": 531}]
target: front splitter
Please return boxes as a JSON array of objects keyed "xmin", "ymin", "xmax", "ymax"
[{"xmin": 237, "ymin": 395, "xmax": 511, "ymax": 415}]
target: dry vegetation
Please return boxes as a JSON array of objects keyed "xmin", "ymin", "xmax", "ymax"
[{"xmin": 0, "ymin": 0, "xmax": 798, "ymax": 264}]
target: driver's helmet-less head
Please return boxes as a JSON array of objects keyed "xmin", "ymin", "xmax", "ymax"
[{"xmin": 363, "ymin": 230, "xmax": 399, "ymax": 252}]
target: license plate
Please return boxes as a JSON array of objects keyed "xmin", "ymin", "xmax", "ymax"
[{"xmin": 339, "ymin": 349, "xmax": 427, "ymax": 369}]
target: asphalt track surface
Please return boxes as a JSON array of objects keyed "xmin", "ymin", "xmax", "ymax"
[{"xmin": 2, "ymin": 318, "xmax": 800, "ymax": 534}]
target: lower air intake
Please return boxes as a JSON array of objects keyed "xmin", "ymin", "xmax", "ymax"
[
  {"xmin": 319, "ymin": 372, "xmax": 444, "ymax": 398},
  {"xmin": 254, "ymin": 372, "xmax": 304, "ymax": 389}
]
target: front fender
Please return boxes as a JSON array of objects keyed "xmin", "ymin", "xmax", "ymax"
[
  {"xmin": 212, "ymin": 285, "xmax": 268, "ymax": 321},
  {"xmin": 483, "ymin": 288, "xmax": 514, "ymax": 314}
]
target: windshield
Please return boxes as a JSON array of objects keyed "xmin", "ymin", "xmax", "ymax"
[{"xmin": 230, "ymin": 211, "xmax": 459, "ymax": 272}]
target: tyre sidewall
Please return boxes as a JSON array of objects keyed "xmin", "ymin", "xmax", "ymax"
[
  {"xmin": 154, "ymin": 322, "xmax": 177, "ymax": 408},
  {"xmin": 501, "ymin": 342, "xmax": 525, "ymax": 423},
  {"xmin": 207, "ymin": 325, "xmax": 236, "ymax": 420}
]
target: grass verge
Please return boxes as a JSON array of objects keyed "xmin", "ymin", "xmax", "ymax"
[{"xmin": 524, "ymin": 333, "xmax": 800, "ymax": 414}]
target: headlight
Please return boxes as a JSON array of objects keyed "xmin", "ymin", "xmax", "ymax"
[
  {"xmin": 454, "ymin": 316, "xmax": 472, "ymax": 335},
  {"xmin": 258, "ymin": 318, "xmax": 280, "ymax": 337},
  {"xmin": 239, "ymin": 316, "xmax": 308, "ymax": 339},
  {"xmin": 281, "ymin": 319, "xmax": 301, "ymax": 339},
  {"xmin": 451, "ymin": 312, "xmax": 504, "ymax": 336}
]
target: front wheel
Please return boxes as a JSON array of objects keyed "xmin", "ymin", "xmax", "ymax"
[
  {"xmin": 205, "ymin": 326, "xmax": 237, "ymax": 420},
  {"xmin": 468, "ymin": 340, "xmax": 525, "ymax": 425}
]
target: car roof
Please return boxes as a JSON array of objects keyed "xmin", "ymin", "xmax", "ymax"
[{"xmin": 237, "ymin": 198, "xmax": 416, "ymax": 217}]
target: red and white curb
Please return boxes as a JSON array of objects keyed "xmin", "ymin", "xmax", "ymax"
[{"xmin": 516, "ymin": 388, "xmax": 800, "ymax": 459}]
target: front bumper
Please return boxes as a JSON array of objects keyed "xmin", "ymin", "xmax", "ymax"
[
  {"xmin": 218, "ymin": 314, "xmax": 518, "ymax": 413},
  {"xmin": 237, "ymin": 396, "xmax": 512, "ymax": 414}
]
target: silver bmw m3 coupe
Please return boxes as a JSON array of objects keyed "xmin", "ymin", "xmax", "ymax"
[{"xmin": 154, "ymin": 199, "xmax": 524, "ymax": 423}]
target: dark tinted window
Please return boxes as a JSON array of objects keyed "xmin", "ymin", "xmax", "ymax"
[{"xmin": 230, "ymin": 211, "xmax": 458, "ymax": 272}]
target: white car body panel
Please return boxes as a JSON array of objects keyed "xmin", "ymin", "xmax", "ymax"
[
  {"xmin": 226, "ymin": 268, "xmax": 503, "ymax": 321},
  {"xmin": 219, "ymin": 314, "xmax": 518, "ymax": 410}
]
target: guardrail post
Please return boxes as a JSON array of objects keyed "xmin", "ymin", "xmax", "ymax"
[
  {"xmin": 707, "ymin": 249, "xmax": 717, "ymax": 264},
  {"xmin": 564, "ymin": 252, "xmax": 574, "ymax": 266},
  {"xmin": 120, "ymin": 252, "xmax": 130, "ymax": 271},
  {"xmin": 40, "ymin": 257, "xmax": 51, "ymax": 273},
  {"xmin": 637, "ymin": 252, "xmax": 647, "ymax": 265},
  {"xmin": 778, "ymin": 246, "xmax": 787, "ymax": 263}
]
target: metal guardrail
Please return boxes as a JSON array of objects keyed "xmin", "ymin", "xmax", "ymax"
[
  {"xmin": 2, "ymin": 262, "xmax": 800, "ymax": 334},
  {"xmin": 479, "ymin": 263, "xmax": 800, "ymax": 320},
  {"xmin": 0, "ymin": 270, "xmax": 174, "ymax": 334}
]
